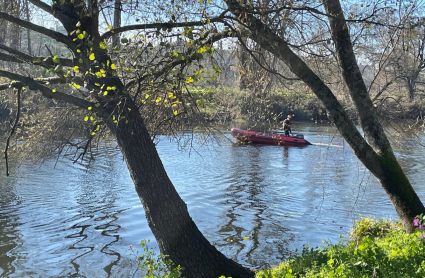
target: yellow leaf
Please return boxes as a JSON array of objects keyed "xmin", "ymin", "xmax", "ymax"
[
  {"xmin": 84, "ymin": 116, "xmax": 89, "ymax": 121},
  {"xmin": 99, "ymin": 42, "xmax": 108, "ymax": 49},
  {"xmin": 173, "ymin": 110, "xmax": 178, "ymax": 115},
  {"xmin": 155, "ymin": 97, "xmax": 162, "ymax": 103},
  {"xmin": 52, "ymin": 88, "xmax": 56, "ymax": 93},
  {"xmin": 108, "ymin": 25, "xmax": 113, "ymax": 29},
  {"xmin": 88, "ymin": 106, "xmax": 92, "ymax": 110},
  {"xmin": 89, "ymin": 53, "xmax": 95, "ymax": 60},
  {"xmin": 73, "ymin": 66, "xmax": 79, "ymax": 73},
  {"xmin": 103, "ymin": 91, "xmax": 108, "ymax": 96},
  {"xmin": 243, "ymin": 236, "xmax": 249, "ymax": 240},
  {"xmin": 71, "ymin": 83, "xmax": 81, "ymax": 89},
  {"xmin": 145, "ymin": 94, "xmax": 150, "ymax": 99},
  {"xmin": 78, "ymin": 33, "xmax": 84, "ymax": 39},
  {"xmin": 111, "ymin": 63, "xmax": 116, "ymax": 70},
  {"xmin": 186, "ymin": 76, "xmax": 194, "ymax": 83}
]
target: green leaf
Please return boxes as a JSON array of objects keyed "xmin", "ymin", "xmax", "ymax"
[{"xmin": 52, "ymin": 55, "xmax": 60, "ymax": 63}]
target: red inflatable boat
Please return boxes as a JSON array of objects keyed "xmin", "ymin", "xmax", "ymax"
[{"xmin": 231, "ymin": 128, "xmax": 312, "ymax": 146}]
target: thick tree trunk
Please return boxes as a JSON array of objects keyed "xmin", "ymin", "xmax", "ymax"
[
  {"xmin": 224, "ymin": 0, "xmax": 425, "ymax": 232},
  {"xmin": 103, "ymin": 98, "xmax": 254, "ymax": 278}
]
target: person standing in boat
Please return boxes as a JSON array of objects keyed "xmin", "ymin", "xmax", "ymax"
[{"xmin": 282, "ymin": 114, "xmax": 293, "ymax": 136}]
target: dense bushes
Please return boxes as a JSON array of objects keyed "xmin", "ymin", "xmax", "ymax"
[{"xmin": 256, "ymin": 218, "xmax": 425, "ymax": 278}]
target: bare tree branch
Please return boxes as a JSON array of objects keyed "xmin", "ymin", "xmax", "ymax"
[
  {"xmin": 0, "ymin": 70, "xmax": 94, "ymax": 109},
  {"xmin": 100, "ymin": 18, "xmax": 224, "ymax": 40},
  {"xmin": 0, "ymin": 11, "xmax": 74, "ymax": 48},
  {"xmin": 0, "ymin": 43, "xmax": 74, "ymax": 67},
  {"xmin": 28, "ymin": 0, "xmax": 75, "ymax": 32},
  {"xmin": 4, "ymin": 87, "xmax": 22, "ymax": 176}
]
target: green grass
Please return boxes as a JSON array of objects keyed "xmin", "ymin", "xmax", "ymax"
[{"xmin": 256, "ymin": 218, "xmax": 425, "ymax": 278}]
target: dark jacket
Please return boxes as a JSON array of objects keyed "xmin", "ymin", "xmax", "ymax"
[{"xmin": 283, "ymin": 118, "xmax": 291, "ymax": 130}]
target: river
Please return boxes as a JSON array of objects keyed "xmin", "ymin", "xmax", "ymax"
[{"xmin": 1, "ymin": 123, "xmax": 424, "ymax": 277}]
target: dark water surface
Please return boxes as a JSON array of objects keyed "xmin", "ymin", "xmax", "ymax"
[{"xmin": 1, "ymin": 123, "xmax": 425, "ymax": 277}]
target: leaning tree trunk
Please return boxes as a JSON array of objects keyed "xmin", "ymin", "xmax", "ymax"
[
  {"xmin": 224, "ymin": 0, "xmax": 425, "ymax": 232},
  {"xmin": 323, "ymin": 0, "xmax": 425, "ymax": 232},
  {"xmin": 103, "ymin": 97, "xmax": 254, "ymax": 278}
]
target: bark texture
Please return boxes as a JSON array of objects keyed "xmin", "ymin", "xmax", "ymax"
[{"xmin": 104, "ymin": 97, "xmax": 254, "ymax": 278}]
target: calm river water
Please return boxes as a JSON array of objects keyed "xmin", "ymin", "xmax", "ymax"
[{"xmin": 1, "ymin": 123, "xmax": 425, "ymax": 277}]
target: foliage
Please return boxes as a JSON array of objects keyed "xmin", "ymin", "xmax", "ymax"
[
  {"xmin": 256, "ymin": 218, "xmax": 425, "ymax": 278},
  {"xmin": 349, "ymin": 218, "xmax": 403, "ymax": 242},
  {"xmin": 129, "ymin": 240, "xmax": 184, "ymax": 278}
]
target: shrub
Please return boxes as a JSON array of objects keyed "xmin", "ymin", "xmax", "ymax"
[
  {"xmin": 129, "ymin": 240, "xmax": 183, "ymax": 278},
  {"xmin": 256, "ymin": 218, "xmax": 425, "ymax": 278}
]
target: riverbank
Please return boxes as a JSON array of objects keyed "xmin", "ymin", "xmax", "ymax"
[
  {"xmin": 256, "ymin": 218, "xmax": 425, "ymax": 278},
  {"xmin": 192, "ymin": 87, "xmax": 425, "ymax": 123}
]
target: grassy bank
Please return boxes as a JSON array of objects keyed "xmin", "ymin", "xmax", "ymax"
[{"xmin": 256, "ymin": 218, "xmax": 425, "ymax": 278}]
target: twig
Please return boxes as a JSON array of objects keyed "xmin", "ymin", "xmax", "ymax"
[
  {"xmin": 45, "ymin": 44, "xmax": 54, "ymax": 57},
  {"xmin": 4, "ymin": 87, "xmax": 22, "ymax": 176}
]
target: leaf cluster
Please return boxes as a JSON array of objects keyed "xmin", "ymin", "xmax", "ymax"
[{"xmin": 129, "ymin": 240, "xmax": 183, "ymax": 278}]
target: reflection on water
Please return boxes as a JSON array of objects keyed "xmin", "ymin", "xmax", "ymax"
[{"xmin": 1, "ymin": 123, "xmax": 425, "ymax": 276}]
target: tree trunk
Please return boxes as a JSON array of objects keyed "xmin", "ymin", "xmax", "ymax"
[
  {"xmin": 112, "ymin": 0, "xmax": 121, "ymax": 50},
  {"xmin": 224, "ymin": 0, "xmax": 425, "ymax": 232},
  {"xmin": 25, "ymin": 0, "xmax": 31, "ymax": 55},
  {"xmin": 322, "ymin": 0, "xmax": 425, "ymax": 231},
  {"xmin": 103, "ymin": 97, "xmax": 254, "ymax": 278},
  {"xmin": 406, "ymin": 73, "xmax": 418, "ymax": 101}
]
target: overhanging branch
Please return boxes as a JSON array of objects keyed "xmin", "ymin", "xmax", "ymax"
[
  {"xmin": 100, "ymin": 17, "xmax": 224, "ymax": 40},
  {"xmin": 124, "ymin": 29, "xmax": 237, "ymax": 90},
  {"xmin": 0, "ymin": 11, "xmax": 74, "ymax": 48},
  {"xmin": 0, "ymin": 43, "xmax": 74, "ymax": 67},
  {"xmin": 4, "ymin": 87, "xmax": 21, "ymax": 176},
  {"xmin": 0, "ymin": 70, "xmax": 94, "ymax": 110}
]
